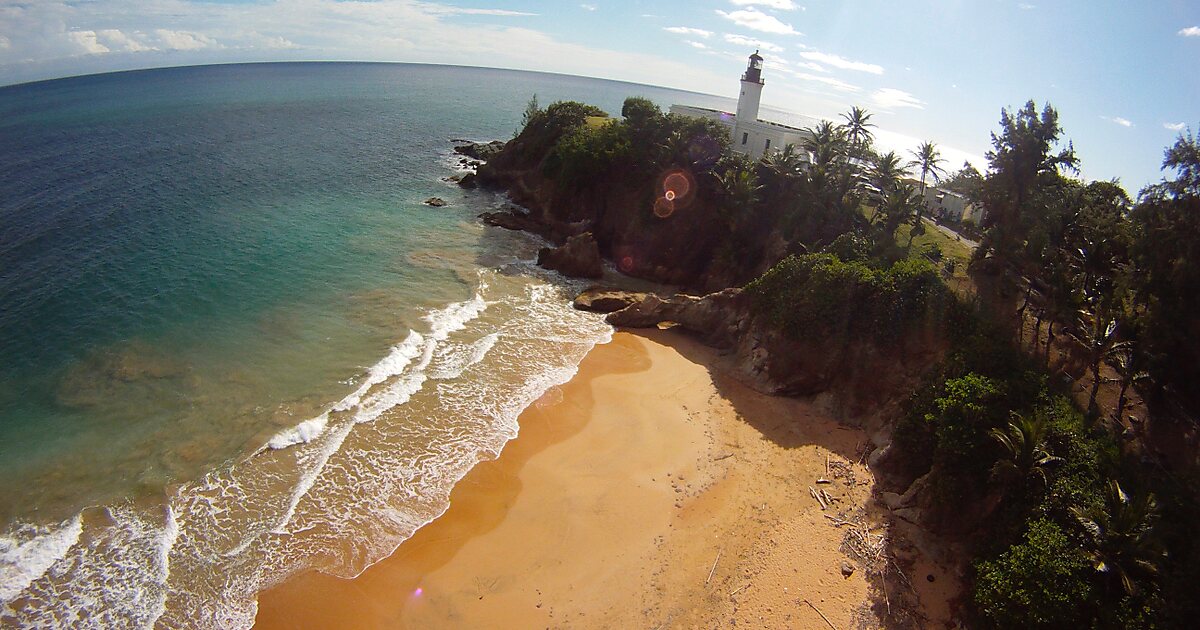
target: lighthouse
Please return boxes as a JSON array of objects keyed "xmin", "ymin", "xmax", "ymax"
[
  {"xmin": 735, "ymin": 50, "xmax": 764, "ymax": 127},
  {"xmin": 669, "ymin": 50, "xmax": 811, "ymax": 160}
]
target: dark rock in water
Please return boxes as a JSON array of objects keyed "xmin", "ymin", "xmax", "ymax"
[
  {"xmin": 458, "ymin": 172, "xmax": 478, "ymax": 189},
  {"xmin": 453, "ymin": 139, "xmax": 506, "ymax": 161},
  {"xmin": 479, "ymin": 208, "xmax": 540, "ymax": 232},
  {"xmin": 442, "ymin": 175, "xmax": 462, "ymax": 183},
  {"xmin": 573, "ymin": 287, "xmax": 648, "ymax": 313},
  {"xmin": 423, "ymin": 197, "xmax": 448, "ymax": 207},
  {"xmin": 537, "ymin": 232, "xmax": 604, "ymax": 279}
]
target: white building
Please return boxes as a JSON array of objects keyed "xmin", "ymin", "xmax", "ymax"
[
  {"xmin": 922, "ymin": 187, "xmax": 986, "ymax": 225},
  {"xmin": 669, "ymin": 51, "xmax": 812, "ymax": 160}
]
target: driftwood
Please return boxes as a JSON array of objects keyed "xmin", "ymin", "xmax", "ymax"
[
  {"xmin": 803, "ymin": 599, "xmax": 838, "ymax": 630},
  {"xmin": 706, "ymin": 550, "xmax": 721, "ymax": 585}
]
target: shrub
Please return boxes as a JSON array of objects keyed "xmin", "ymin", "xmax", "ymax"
[
  {"xmin": 974, "ymin": 518, "xmax": 1094, "ymax": 628},
  {"xmin": 745, "ymin": 253, "xmax": 948, "ymax": 345}
]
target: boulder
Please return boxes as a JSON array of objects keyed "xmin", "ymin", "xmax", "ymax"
[
  {"xmin": 573, "ymin": 287, "xmax": 648, "ymax": 313},
  {"xmin": 605, "ymin": 288, "xmax": 747, "ymax": 349},
  {"xmin": 457, "ymin": 172, "xmax": 478, "ymax": 189},
  {"xmin": 479, "ymin": 208, "xmax": 541, "ymax": 232},
  {"xmin": 537, "ymin": 232, "xmax": 604, "ymax": 279},
  {"xmin": 423, "ymin": 197, "xmax": 447, "ymax": 207},
  {"xmin": 453, "ymin": 139, "xmax": 506, "ymax": 161}
]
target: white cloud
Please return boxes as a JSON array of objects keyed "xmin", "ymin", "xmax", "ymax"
[
  {"xmin": 1179, "ymin": 26, "xmax": 1200, "ymax": 37},
  {"xmin": 792, "ymin": 72, "xmax": 859, "ymax": 92},
  {"xmin": 580, "ymin": 4, "xmax": 597, "ymax": 11},
  {"xmin": 1018, "ymin": 3, "xmax": 1036, "ymax": 10},
  {"xmin": 423, "ymin": 7, "xmax": 537, "ymax": 17},
  {"xmin": 99, "ymin": 29, "xmax": 153, "ymax": 52},
  {"xmin": 67, "ymin": 31, "xmax": 110, "ymax": 55},
  {"xmin": 0, "ymin": 36, "xmax": 12, "ymax": 51},
  {"xmin": 871, "ymin": 88, "xmax": 924, "ymax": 110},
  {"xmin": 154, "ymin": 30, "xmax": 217, "ymax": 51},
  {"xmin": 1164, "ymin": 122, "xmax": 1187, "ymax": 131},
  {"xmin": 729, "ymin": 0, "xmax": 800, "ymax": 10},
  {"xmin": 716, "ymin": 8, "xmax": 800, "ymax": 35},
  {"xmin": 1102, "ymin": 116, "xmax": 1133, "ymax": 128},
  {"xmin": 664, "ymin": 26, "xmax": 712, "ymax": 38},
  {"xmin": 799, "ymin": 51, "xmax": 882, "ymax": 74},
  {"xmin": 723, "ymin": 33, "xmax": 783, "ymax": 52},
  {"xmin": 688, "ymin": 41, "xmax": 708, "ymax": 49}
]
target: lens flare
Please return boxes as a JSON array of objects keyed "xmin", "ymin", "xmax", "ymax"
[
  {"xmin": 653, "ymin": 196, "xmax": 675, "ymax": 218},
  {"xmin": 619, "ymin": 255, "xmax": 634, "ymax": 272},
  {"xmin": 653, "ymin": 167, "xmax": 697, "ymax": 219}
]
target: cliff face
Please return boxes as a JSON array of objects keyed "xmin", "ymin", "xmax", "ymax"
[
  {"xmin": 603, "ymin": 288, "xmax": 946, "ymax": 420},
  {"xmin": 475, "ymin": 143, "xmax": 776, "ymax": 292}
]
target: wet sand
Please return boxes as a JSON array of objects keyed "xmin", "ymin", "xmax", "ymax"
[{"xmin": 254, "ymin": 330, "xmax": 900, "ymax": 628}]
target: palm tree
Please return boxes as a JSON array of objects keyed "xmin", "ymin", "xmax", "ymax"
[
  {"xmin": 839, "ymin": 106, "xmax": 875, "ymax": 154},
  {"xmin": 717, "ymin": 157, "xmax": 762, "ymax": 216},
  {"xmin": 874, "ymin": 182, "xmax": 921, "ymax": 238},
  {"xmin": 1071, "ymin": 480, "xmax": 1164, "ymax": 597},
  {"xmin": 1110, "ymin": 343, "xmax": 1148, "ymax": 426},
  {"xmin": 803, "ymin": 120, "xmax": 850, "ymax": 167},
  {"xmin": 871, "ymin": 151, "xmax": 904, "ymax": 195},
  {"xmin": 759, "ymin": 143, "xmax": 806, "ymax": 205},
  {"xmin": 990, "ymin": 412, "xmax": 1062, "ymax": 487},
  {"xmin": 1072, "ymin": 308, "xmax": 1128, "ymax": 420},
  {"xmin": 908, "ymin": 140, "xmax": 947, "ymax": 196}
]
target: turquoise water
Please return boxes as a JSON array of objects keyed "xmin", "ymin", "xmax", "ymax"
[{"xmin": 0, "ymin": 62, "xmax": 732, "ymax": 627}]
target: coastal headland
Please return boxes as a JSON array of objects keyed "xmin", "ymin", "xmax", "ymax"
[{"xmin": 255, "ymin": 329, "xmax": 956, "ymax": 628}]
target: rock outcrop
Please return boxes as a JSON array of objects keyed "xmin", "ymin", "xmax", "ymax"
[
  {"xmin": 572, "ymin": 288, "xmax": 648, "ymax": 313},
  {"xmin": 423, "ymin": 197, "xmax": 447, "ymax": 207},
  {"xmin": 537, "ymin": 232, "xmax": 604, "ymax": 279},
  {"xmin": 602, "ymin": 287, "xmax": 944, "ymax": 408},
  {"xmin": 453, "ymin": 139, "xmax": 506, "ymax": 161}
]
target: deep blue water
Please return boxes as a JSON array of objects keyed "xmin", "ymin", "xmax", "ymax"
[{"xmin": 0, "ymin": 62, "xmax": 729, "ymax": 627}]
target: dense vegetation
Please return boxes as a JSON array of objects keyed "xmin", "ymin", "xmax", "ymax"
[{"xmin": 500, "ymin": 95, "xmax": 1199, "ymax": 627}]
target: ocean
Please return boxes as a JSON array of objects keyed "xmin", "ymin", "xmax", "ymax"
[{"xmin": 0, "ymin": 62, "xmax": 735, "ymax": 628}]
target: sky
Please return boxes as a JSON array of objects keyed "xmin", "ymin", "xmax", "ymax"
[{"xmin": 1, "ymin": 1, "xmax": 1197, "ymax": 192}]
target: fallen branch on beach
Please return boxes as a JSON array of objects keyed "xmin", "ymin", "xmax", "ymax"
[
  {"xmin": 803, "ymin": 599, "xmax": 838, "ymax": 630},
  {"xmin": 823, "ymin": 513, "xmax": 855, "ymax": 527},
  {"xmin": 809, "ymin": 486, "xmax": 828, "ymax": 510},
  {"xmin": 706, "ymin": 550, "xmax": 721, "ymax": 585}
]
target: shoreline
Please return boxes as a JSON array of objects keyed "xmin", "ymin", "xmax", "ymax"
[{"xmin": 254, "ymin": 329, "xmax": 955, "ymax": 628}]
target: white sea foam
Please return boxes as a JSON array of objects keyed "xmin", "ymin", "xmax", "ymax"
[
  {"xmin": 0, "ymin": 515, "xmax": 83, "ymax": 603},
  {"xmin": 265, "ymin": 413, "xmax": 330, "ymax": 450},
  {"xmin": 3, "ymin": 270, "xmax": 612, "ymax": 630},
  {"xmin": 262, "ymin": 287, "xmax": 488, "ymax": 453},
  {"xmin": 1, "ymin": 506, "xmax": 178, "ymax": 629}
]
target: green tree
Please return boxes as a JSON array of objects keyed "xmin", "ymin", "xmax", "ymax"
[
  {"xmin": 908, "ymin": 140, "xmax": 947, "ymax": 197},
  {"xmin": 873, "ymin": 181, "xmax": 921, "ymax": 242},
  {"xmin": 974, "ymin": 519, "xmax": 1094, "ymax": 628},
  {"xmin": 520, "ymin": 93, "xmax": 541, "ymax": 130},
  {"xmin": 870, "ymin": 150, "xmax": 904, "ymax": 196},
  {"xmin": 976, "ymin": 101, "xmax": 1078, "ymax": 267},
  {"xmin": 839, "ymin": 106, "xmax": 875, "ymax": 155},
  {"xmin": 1129, "ymin": 129, "xmax": 1200, "ymax": 410},
  {"xmin": 990, "ymin": 412, "xmax": 1062, "ymax": 488},
  {"xmin": 1071, "ymin": 480, "xmax": 1164, "ymax": 597},
  {"xmin": 941, "ymin": 161, "xmax": 984, "ymax": 199}
]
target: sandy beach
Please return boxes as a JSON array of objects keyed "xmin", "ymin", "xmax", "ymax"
[{"xmin": 254, "ymin": 329, "xmax": 949, "ymax": 629}]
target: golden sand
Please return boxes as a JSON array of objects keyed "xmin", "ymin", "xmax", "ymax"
[{"xmin": 254, "ymin": 330, "xmax": 911, "ymax": 628}]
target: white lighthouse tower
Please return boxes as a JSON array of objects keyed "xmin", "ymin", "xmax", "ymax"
[
  {"xmin": 733, "ymin": 51, "xmax": 764, "ymax": 143},
  {"xmin": 669, "ymin": 50, "xmax": 811, "ymax": 159}
]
